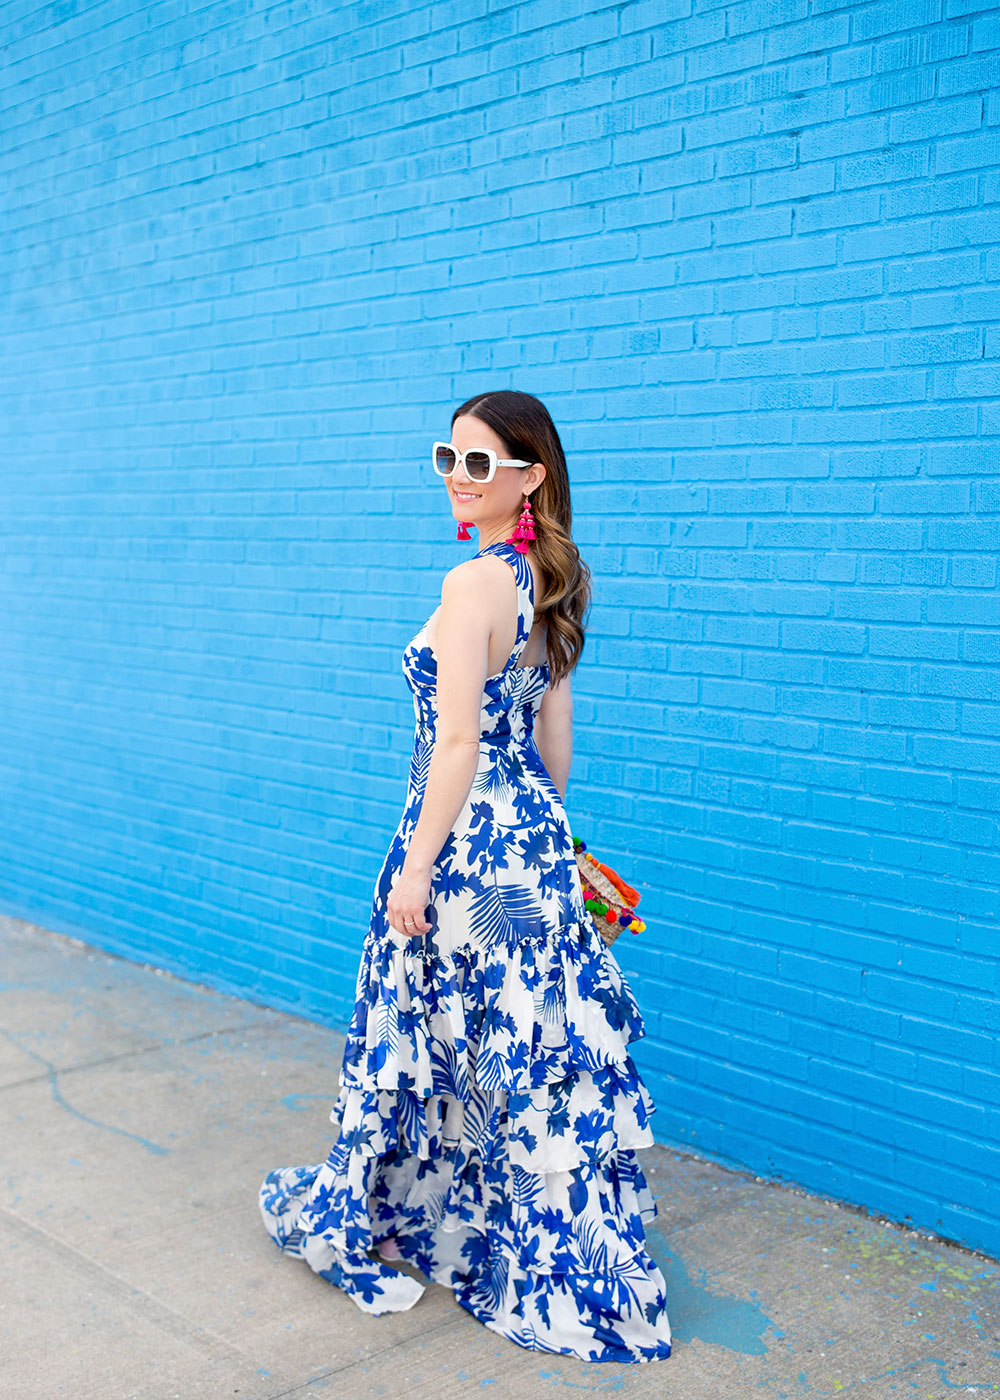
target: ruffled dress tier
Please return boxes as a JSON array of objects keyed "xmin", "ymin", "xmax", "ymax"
[{"xmin": 259, "ymin": 540, "xmax": 672, "ymax": 1363}]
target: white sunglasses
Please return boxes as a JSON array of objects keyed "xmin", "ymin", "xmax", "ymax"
[{"xmin": 432, "ymin": 441, "xmax": 533, "ymax": 484}]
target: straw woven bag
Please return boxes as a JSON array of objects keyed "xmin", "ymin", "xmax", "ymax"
[{"xmin": 571, "ymin": 834, "xmax": 646, "ymax": 948}]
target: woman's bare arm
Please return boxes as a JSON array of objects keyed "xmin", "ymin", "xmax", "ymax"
[
  {"xmin": 399, "ymin": 557, "xmax": 500, "ymax": 878},
  {"xmin": 534, "ymin": 671, "xmax": 572, "ymax": 801}
]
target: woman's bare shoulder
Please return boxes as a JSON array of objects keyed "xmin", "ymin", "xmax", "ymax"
[{"xmin": 440, "ymin": 552, "xmax": 513, "ymax": 598}]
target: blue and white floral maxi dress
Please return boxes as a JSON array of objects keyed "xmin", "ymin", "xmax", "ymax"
[{"xmin": 258, "ymin": 539, "xmax": 672, "ymax": 1364}]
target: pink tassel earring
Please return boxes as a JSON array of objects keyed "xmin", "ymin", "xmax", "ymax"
[
  {"xmin": 456, "ymin": 521, "xmax": 473, "ymax": 540},
  {"xmin": 506, "ymin": 494, "xmax": 536, "ymax": 554}
]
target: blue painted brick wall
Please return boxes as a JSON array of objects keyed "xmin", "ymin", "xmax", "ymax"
[{"xmin": 2, "ymin": 0, "xmax": 999, "ymax": 1258}]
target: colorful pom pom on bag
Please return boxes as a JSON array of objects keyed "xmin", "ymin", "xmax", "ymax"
[{"xmin": 571, "ymin": 834, "xmax": 646, "ymax": 948}]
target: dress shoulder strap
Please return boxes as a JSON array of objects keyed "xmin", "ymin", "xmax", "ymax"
[
  {"xmin": 476, "ymin": 540, "xmax": 534, "ymax": 606},
  {"xmin": 475, "ymin": 540, "xmax": 535, "ymax": 667}
]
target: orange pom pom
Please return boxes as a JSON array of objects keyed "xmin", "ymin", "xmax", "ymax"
[{"xmin": 592, "ymin": 857, "xmax": 640, "ymax": 908}]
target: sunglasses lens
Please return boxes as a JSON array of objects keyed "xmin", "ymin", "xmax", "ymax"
[
  {"xmin": 466, "ymin": 451, "xmax": 492, "ymax": 481},
  {"xmin": 434, "ymin": 445, "xmax": 457, "ymax": 475}
]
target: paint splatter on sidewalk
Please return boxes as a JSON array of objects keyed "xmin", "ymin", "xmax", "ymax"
[{"xmin": 1, "ymin": 915, "xmax": 997, "ymax": 1399}]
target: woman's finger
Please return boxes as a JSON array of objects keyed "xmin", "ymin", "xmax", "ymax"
[{"xmin": 387, "ymin": 901, "xmax": 430, "ymax": 937}]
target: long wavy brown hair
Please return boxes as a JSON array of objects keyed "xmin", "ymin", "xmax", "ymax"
[{"xmin": 450, "ymin": 390, "xmax": 592, "ymax": 686}]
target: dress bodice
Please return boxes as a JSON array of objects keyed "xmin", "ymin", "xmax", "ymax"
[{"xmin": 402, "ymin": 540, "xmax": 551, "ymax": 747}]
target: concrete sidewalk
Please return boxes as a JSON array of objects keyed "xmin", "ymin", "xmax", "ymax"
[{"xmin": 1, "ymin": 914, "xmax": 996, "ymax": 1400}]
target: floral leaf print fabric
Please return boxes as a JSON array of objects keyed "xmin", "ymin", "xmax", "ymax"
[{"xmin": 258, "ymin": 540, "xmax": 672, "ymax": 1364}]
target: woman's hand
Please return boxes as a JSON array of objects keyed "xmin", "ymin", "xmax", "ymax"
[{"xmin": 386, "ymin": 859, "xmax": 433, "ymax": 939}]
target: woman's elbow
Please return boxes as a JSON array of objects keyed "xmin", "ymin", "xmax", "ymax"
[{"xmin": 434, "ymin": 730, "xmax": 482, "ymax": 753}]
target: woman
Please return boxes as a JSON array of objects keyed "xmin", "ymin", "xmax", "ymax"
[{"xmin": 259, "ymin": 390, "xmax": 672, "ymax": 1364}]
